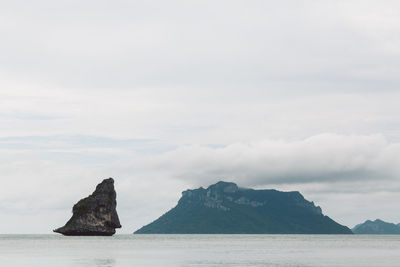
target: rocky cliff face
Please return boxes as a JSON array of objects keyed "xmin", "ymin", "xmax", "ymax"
[
  {"xmin": 180, "ymin": 181, "xmax": 323, "ymax": 214},
  {"xmin": 54, "ymin": 178, "xmax": 121, "ymax": 236},
  {"xmin": 135, "ymin": 181, "xmax": 352, "ymax": 234}
]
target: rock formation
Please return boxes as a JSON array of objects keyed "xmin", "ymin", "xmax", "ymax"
[
  {"xmin": 135, "ymin": 181, "xmax": 352, "ymax": 234},
  {"xmin": 54, "ymin": 178, "xmax": 121, "ymax": 236}
]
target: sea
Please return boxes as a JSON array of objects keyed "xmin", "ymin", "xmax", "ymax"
[{"xmin": 0, "ymin": 234, "xmax": 399, "ymax": 267}]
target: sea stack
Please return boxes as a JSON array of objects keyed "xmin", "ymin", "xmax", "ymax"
[{"xmin": 54, "ymin": 178, "xmax": 121, "ymax": 236}]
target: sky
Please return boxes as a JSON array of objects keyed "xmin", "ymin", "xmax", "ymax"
[{"xmin": 1, "ymin": 0, "xmax": 400, "ymax": 233}]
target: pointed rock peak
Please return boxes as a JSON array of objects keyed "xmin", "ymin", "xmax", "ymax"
[
  {"xmin": 207, "ymin": 181, "xmax": 239, "ymax": 193},
  {"xmin": 94, "ymin": 177, "xmax": 115, "ymax": 194},
  {"xmin": 54, "ymin": 178, "xmax": 121, "ymax": 236}
]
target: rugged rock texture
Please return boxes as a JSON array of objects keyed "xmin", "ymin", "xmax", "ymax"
[
  {"xmin": 54, "ymin": 178, "xmax": 121, "ymax": 236},
  {"xmin": 353, "ymin": 219, "xmax": 400, "ymax": 234},
  {"xmin": 135, "ymin": 181, "xmax": 352, "ymax": 234}
]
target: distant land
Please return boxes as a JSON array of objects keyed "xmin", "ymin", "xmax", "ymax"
[
  {"xmin": 135, "ymin": 181, "xmax": 352, "ymax": 234},
  {"xmin": 352, "ymin": 219, "xmax": 400, "ymax": 234}
]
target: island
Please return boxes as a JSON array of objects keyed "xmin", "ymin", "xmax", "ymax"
[
  {"xmin": 135, "ymin": 181, "xmax": 352, "ymax": 234},
  {"xmin": 54, "ymin": 178, "xmax": 121, "ymax": 236},
  {"xmin": 352, "ymin": 219, "xmax": 400, "ymax": 234}
]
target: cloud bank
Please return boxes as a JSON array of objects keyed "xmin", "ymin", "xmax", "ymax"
[
  {"xmin": 143, "ymin": 134, "xmax": 400, "ymax": 187},
  {"xmin": 1, "ymin": 133, "xmax": 400, "ymax": 232}
]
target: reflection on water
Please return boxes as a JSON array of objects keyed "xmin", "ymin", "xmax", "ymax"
[
  {"xmin": 75, "ymin": 258, "xmax": 115, "ymax": 267},
  {"xmin": 0, "ymin": 235, "xmax": 400, "ymax": 267},
  {"xmin": 94, "ymin": 258, "xmax": 115, "ymax": 267}
]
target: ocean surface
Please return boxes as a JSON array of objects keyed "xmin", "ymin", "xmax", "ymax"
[{"xmin": 0, "ymin": 234, "xmax": 399, "ymax": 267}]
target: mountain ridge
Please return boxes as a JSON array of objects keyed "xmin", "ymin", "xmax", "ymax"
[
  {"xmin": 135, "ymin": 181, "xmax": 352, "ymax": 234},
  {"xmin": 352, "ymin": 219, "xmax": 400, "ymax": 234}
]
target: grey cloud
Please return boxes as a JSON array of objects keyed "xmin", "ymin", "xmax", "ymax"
[
  {"xmin": 1, "ymin": 1, "xmax": 399, "ymax": 90},
  {"xmin": 142, "ymin": 134, "xmax": 400, "ymax": 187},
  {"xmin": 0, "ymin": 135, "xmax": 156, "ymax": 149},
  {"xmin": 0, "ymin": 112, "xmax": 63, "ymax": 121},
  {"xmin": 0, "ymin": 135, "xmax": 175, "ymax": 165}
]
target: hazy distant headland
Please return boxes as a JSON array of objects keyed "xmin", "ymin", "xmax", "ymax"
[{"xmin": 352, "ymin": 219, "xmax": 400, "ymax": 234}]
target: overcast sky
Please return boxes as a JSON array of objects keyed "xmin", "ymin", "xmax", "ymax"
[{"xmin": 1, "ymin": 0, "xmax": 400, "ymax": 233}]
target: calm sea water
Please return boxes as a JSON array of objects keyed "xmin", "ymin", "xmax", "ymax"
[{"xmin": 0, "ymin": 234, "xmax": 399, "ymax": 266}]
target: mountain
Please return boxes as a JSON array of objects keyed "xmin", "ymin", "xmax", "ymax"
[
  {"xmin": 352, "ymin": 219, "xmax": 400, "ymax": 234},
  {"xmin": 54, "ymin": 178, "xmax": 121, "ymax": 236},
  {"xmin": 135, "ymin": 181, "xmax": 352, "ymax": 234}
]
